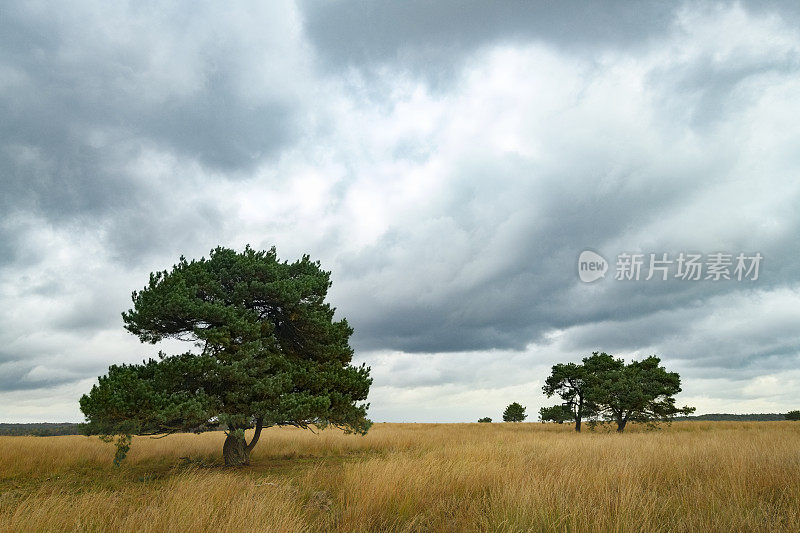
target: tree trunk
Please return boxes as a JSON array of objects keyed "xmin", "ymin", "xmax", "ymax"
[
  {"xmin": 617, "ymin": 415, "xmax": 628, "ymax": 433},
  {"xmin": 223, "ymin": 431, "xmax": 250, "ymax": 466},
  {"xmin": 575, "ymin": 397, "xmax": 583, "ymax": 432},
  {"xmin": 222, "ymin": 419, "xmax": 263, "ymax": 467}
]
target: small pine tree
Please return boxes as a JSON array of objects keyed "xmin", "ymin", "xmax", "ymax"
[
  {"xmin": 503, "ymin": 402, "xmax": 527, "ymax": 422},
  {"xmin": 477, "ymin": 417, "xmax": 492, "ymax": 423}
]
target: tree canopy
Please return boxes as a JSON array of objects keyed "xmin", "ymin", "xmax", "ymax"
[
  {"xmin": 542, "ymin": 362, "xmax": 595, "ymax": 432},
  {"xmin": 786, "ymin": 410, "xmax": 800, "ymax": 421},
  {"xmin": 80, "ymin": 246, "xmax": 372, "ymax": 465},
  {"xmin": 503, "ymin": 402, "xmax": 527, "ymax": 422},
  {"xmin": 584, "ymin": 352, "xmax": 694, "ymax": 432},
  {"xmin": 539, "ymin": 404, "xmax": 575, "ymax": 424},
  {"xmin": 543, "ymin": 352, "xmax": 694, "ymax": 433}
]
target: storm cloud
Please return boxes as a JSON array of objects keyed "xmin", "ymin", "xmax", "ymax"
[{"xmin": 1, "ymin": 1, "xmax": 799, "ymax": 422}]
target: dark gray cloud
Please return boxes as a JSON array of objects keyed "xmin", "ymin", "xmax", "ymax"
[
  {"xmin": 338, "ymin": 123, "xmax": 800, "ymax": 357},
  {"xmin": 1, "ymin": 3, "xmax": 298, "ymax": 178},
  {"xmin": 562, "ymin": 289, "xmax": 800, "ymax": 373},
  {"xmin": 0, "ymin": 2, "xmax": 305, "ymax": 272},
  {"xmin": 300, "ymin": 0, "xmax": 677, "ymax": 83},
  {"xmin": 300, "ymin": 0, "xmax": 800, "ymax": 96},
  {"xmin": 0, "ymin": 361, "xmax": 78, "ymax": 392},
  {"xmin": 2, "ymin": 0, "xmax": 800, "ymax": 420}
]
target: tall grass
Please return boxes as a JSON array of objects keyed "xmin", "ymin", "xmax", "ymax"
[{"xmin": 1, "ymin": 422, "xmax": 798, "ymax": 531}]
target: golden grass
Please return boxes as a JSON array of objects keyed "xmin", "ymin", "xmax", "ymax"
[{"xmin": 1, "ymin": 422, "xmax": 798, "ymax": 532}]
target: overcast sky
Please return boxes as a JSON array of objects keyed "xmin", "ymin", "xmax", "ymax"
[{"xmin": 2, "ymin": 1, "xmax": 799, "ymax": 423}]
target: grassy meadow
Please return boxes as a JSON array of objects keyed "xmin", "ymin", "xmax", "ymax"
[{"xmin": 0, "ymin": 421, "xmax": 798, "ymax": 532}]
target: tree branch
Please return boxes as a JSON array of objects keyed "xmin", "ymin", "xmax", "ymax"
[
  {"xmin": 246, "ymin": 418, "xmax": 263, "ymax": 452},
  {"xmin": 148, "ymin": 430, "xmax": 178, "ymax": 439}
]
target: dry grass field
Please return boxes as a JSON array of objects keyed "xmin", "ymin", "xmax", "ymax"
[{"xmin": 1, "ymin": 421, "xmax": 798, "ymax": 532}]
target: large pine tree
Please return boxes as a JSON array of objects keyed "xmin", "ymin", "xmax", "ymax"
[{"xmin": 80, "ymin": 246, "xmax": 372, "ymax": 465}]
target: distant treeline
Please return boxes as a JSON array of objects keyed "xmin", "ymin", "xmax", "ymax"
[
  {"xmin": 0, "ymin": 423, "xmax": 82, "ymax": 436},
  {"xmin": 0, "ymin": 415, "xmax": 795, "ymax": 435},
  {"xmin": 682, "ymin": 413, "xmax": 787, "ymax": 421}
]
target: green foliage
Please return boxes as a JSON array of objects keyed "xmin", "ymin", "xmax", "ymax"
[
  {"xmin": 582, "ymin": 352, "xmax": 694, "ymax": 432},
  {"xmin": 0, "ymin": 423, "xmax": 81, "ymax": 436},
  {"xmin": 98, "ymin": 434, "xmax": 132, "ymax": 466},
  {"xmin": 80, "ymin": 246, "xmax": 372, "ymax": 463},
  {"xmin": 542, "ymin": 362, "xmax": 595, "ymax": 431},
  {"xmin": 786, "ymin": 410, "xmax": 800, "ymax": 421},
  {"xmin": 503, "ymin": 402, "xmax": 526, "ymax": 422},
  {"xmin": 684, "ymin": 413, "xmax": 785, "ymax": 421},
  {"xmin": 477, "ymin": 417, "xmax": 492, "ymax": 423},
  {"xmin": 543, "ymin": 352, "xmax": 694, "ymax": 433},
  {"xmin": 539, "ymin": 404, "xmax": 574, "ymax": 424}
]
